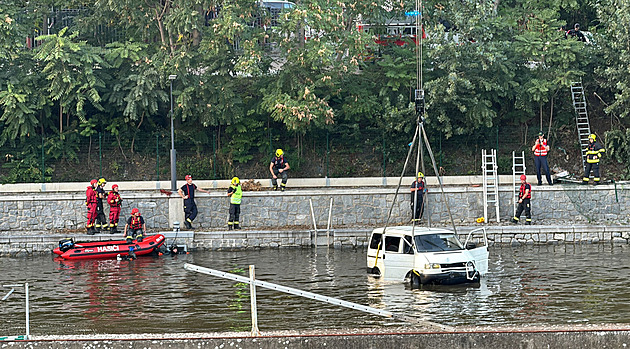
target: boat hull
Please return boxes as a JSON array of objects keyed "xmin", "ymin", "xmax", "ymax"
[{"xmin": 53, "ymin": 234, "xmax": 166, "ymax": 260}]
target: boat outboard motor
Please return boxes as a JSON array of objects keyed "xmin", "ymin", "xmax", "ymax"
[{"xmin": 58, "ymin": 238, "xmax": 75, "ymax": 252}]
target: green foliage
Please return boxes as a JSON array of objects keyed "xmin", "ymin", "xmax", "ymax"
[
  {"xmin": 2, "ymin": 0, "xmax": 630, "ymax": 180},
  {"xmin": 177, "ymin": 155, "xmax": 215, "ymax": 180}
]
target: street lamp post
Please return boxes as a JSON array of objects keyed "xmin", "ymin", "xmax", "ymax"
[{"xmin": 169, "ymin": 74, "xmax": 177, "ymax": 192}]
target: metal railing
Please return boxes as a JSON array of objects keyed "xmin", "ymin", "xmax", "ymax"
[
  {"xmin": 184, "ymin": 263, "xmax": 450, "ymax": 335},
  {"xmin": 1, "ymin": 283, "xmax": 30, "ymax": 340}
]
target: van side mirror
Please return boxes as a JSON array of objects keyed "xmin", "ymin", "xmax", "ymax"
[{"xmin": 466, "ymin": 242, "xmax": 477, "ymax": 250}]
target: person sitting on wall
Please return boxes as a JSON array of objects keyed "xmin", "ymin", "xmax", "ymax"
[{"xmin": 269, "ymin": 148, "xmax": 290, "ymax": 191}]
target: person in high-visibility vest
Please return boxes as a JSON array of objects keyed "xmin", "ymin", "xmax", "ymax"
[
  {"xmin": 583, "ymin": 134, "xmax": 605, "ymax": 185},
  {"xmin": 227, "ymin": 177, "xmax": 243, "ymax": 230},
  {"xmin": 532, "ymin": 131, "xmax": 553, "ymax": 185},
  {"xmin": 511, "ymin": 174, "xmax": 532, "ymax": 225}
]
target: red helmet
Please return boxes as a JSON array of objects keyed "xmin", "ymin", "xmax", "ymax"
[
  {"xmin": 185, "ymin": 175, "xmax": 192, "ymax": 180},
  {"xmin": 112, "ymin": 184, "xmax": 119, "ymax": 190},
  {"xmin": 131, "ymin": 208, "xmax": 140, "ymax": 215},
  {"xmin": 520, "ymin": 174, "xmax": 527, "ymax": 181},
  {"xmin": 90, "ymin": 179, "xmax": 98, "ymax": 186}
]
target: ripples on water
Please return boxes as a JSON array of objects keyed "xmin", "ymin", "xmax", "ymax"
[{"xmin": 0, "ymin": 243, "xmax": 628, "ymax": 335}]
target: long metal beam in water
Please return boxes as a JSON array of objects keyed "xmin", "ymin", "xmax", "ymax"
[
  {"xmin": 184, "ymin": 263, "xmax": 393, "ymax": 318},
  {"xmin": 184, "ymin": 263, "xmax": 451, "ymax": 331}
]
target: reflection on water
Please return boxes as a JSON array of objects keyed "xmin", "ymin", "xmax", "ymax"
[{"xmin": 0, "ymin": 243, "xmax": 628, "ymax": 335}]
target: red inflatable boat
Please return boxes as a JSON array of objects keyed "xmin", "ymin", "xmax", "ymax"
[{"xmin": 53, "ymin": 234, "xmax": 166, "ymax": 260}]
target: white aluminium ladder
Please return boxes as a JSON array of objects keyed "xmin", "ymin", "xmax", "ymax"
[
  {"xmin": 512, "ymin": 151, "xmax": 526, "ymax": 214},
  {"xmin": 570, "ymin": 81, "xmax": 591, "ymax": 167},
  {"xmin": 482, "ymin": 149, "xmax": 500, "ymax": 223}
]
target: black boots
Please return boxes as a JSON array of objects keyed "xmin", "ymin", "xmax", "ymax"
[{"xmin": 184, "ymin": 220, "xmax": 192, "ymax": 229}]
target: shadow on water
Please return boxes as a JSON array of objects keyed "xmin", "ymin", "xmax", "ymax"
[{"xmin": 0, "ymin": 243, "xmax": 628, "ymax": 335}]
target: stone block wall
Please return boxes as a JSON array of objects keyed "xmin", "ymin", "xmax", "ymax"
[{"xmin": 0, "ymin": 183, "xmax": 629, "ymax": 234}]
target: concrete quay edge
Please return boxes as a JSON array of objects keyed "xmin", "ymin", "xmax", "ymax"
[
  {"xmin": 1, "ymin": 176, "xmax": 627, "ymax": 193},
  {"xmin": 5, "ymin": 325, "xmax": 630, "ymax": 349}
]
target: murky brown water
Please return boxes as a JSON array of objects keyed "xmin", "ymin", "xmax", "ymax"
[{"xmin": 0, "ymin": 243, "xmax": 628, "ymax": 336}]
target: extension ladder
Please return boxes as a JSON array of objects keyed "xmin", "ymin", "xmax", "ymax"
[
  {"xmin": 482, "ymin": 149, "xmax": 500, "ymax": 223},
  {"xmin": 570, "ymin": 81, "xmax": 591, "ymax": 167},
  {"xmin": 512, "ymin": 151, "xmax": 526, "ymax": 214}
]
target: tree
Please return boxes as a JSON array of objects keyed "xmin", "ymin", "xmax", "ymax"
[{"xmin": 35, "ymin": 27, "xmax": 106, "ymax": 135}]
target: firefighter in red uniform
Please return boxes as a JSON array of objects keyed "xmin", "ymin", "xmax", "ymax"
[
  {"xmin": 86, "ymin": 179, "xmax": 98, "ymax": 235},
  {"xmin": 583, "ymin": 134, "xmax": 606, "ymax": 185},
  {"xmin": 511, "ymin": 174, "xmax": 532, "ymax": 225},
  {"xmin": 107, "ymin": 184, "xmax": 122, "ymax": 235},
  {"xmin": 124, "ymin": 208, "xmax": 146, "ymax": 243}
]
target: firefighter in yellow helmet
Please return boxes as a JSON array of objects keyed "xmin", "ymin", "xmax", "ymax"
[
  {"xmin": 583, "ymin": 134, "xmax": 605, "ymax": 185},
  {"xmin": 95, "ymin": 178, "xmax": 108, "ymax": 233},
  {"xmin": 227, "ymin": 177, "xmax": 242, "ymax": 230},
  {"xmin": 410, "ymin": 172, "xmax": 426, "ymax": 222},
  {"xmin": 269, "ymin": 148, "xmax": 290, "ymax": 191}
]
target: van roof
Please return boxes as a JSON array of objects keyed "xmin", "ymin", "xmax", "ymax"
[{"xmin": 371, "ymin": 226, "xmax": 455, "ymax": 236}]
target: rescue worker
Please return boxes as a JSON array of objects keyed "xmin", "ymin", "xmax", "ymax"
[
  {"xmin": 227, "ymin": 177, "xmax": 242, "ymax": 230},
  {"xmin": 124, "ymin": 208, "xmax": 146, "ymax": 243},
  {"xmin": 532, "ymin": 131, "xmax": 553, "ymax": 185},
  {"xmin": 95, "ymin": 178, "xmax": 108, "ymax": 232},
  {"xmin": 566, "ymin": 23, "xmax": 587, "ymax": 42},
  {"xmin": 583, "ymin": 134, "xmax": 606, "ymax": 185},
  {"xmin": 107, "ymin": 184, "xmax": 122, "ymax": 235},
  {"xmin": 85, "ymin": 179, "xmax": 98, "ymax": 235},
  {"xmin": 178, "ymin": 175, "xmax": 209, "ymax": 229},
  {"xmin": 511, "ymin": 174, "xmax": 532, "ymax": 225},
  {"xmin": 410, "ymin": 172, "xmax": 426, "ymax": 222},
  {"xmin": 269, "ymin": 148, "xmax": 290, "ymax": 191}
]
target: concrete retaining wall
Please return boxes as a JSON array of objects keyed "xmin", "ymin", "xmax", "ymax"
[
  {"xmin": 5, "ymin": 329, "xmax": 630, "ymax": 349},
  {"xmin": 1, "ymin": 182, "xmax": 629, "ymax": 233}
]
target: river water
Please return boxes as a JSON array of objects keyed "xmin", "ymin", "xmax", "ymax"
[{"xmin": 0, "ymin": 243, "xmax": 628, "ymax": 335}]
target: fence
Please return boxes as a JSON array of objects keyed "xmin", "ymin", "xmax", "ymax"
[{"xmin": 0, "ymin": 123, "xmax": 579, "ymax": 184}]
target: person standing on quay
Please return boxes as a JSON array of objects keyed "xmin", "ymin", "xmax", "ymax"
[
  {"xmin": 178, "ymin": 175, "xmax": 209, "ymax": 229},
  {"xmin": 107, "ymin": 184, "xmax": 122, "ymax": 235},
  {"xmin": 511, "ymin": 175, "xmax": 532, "ymax": 225},
  {"xmin": 95, "ymin": 178, "xmax": 108, "ymax": 232},
  {"xmin": 583, "ymin": 134, "xmax": 606, "ymax": 185},
  {"xmin": 410, "ymin": 172, "xmax": 426, "ymax": 222},
  {"xmin": 227, "ymin": 177, "xmax": 242, "ymax": 230},
  {"xmin": 86, "ymin": 179, "xmax": 98, "ymax": 235},
  {"xmin": 532, "ymin": 131, "xmax": 553, "ymax": 185}
]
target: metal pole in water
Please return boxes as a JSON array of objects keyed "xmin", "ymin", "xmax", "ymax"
[
  {"xmin": 326, "ymin": 197, "xmax": 333, "ymax": 246},
  {"xmin": 309, "ymin": 198, "xmax": 318, "ymax": 233},
  {"xmin": 25, "ymin": 283, "xmax": 29, "ymax": 340},
  {"xmin": 249, "ymin": 265, "xmax": 260, "ymax": 336}
]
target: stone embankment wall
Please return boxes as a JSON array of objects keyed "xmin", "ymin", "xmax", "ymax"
[
  {"xmin": 1, "ymin": 182, "xmax": 629, "ymax": 232},
  {"xmin": 1, "ymin": 179, "xmax": 630, "ymax": 255}
]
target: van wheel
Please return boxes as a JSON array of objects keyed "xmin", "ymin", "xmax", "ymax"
[{"xmin": 410, "ymin": 273, "xmax": 421, "ymax": 288}]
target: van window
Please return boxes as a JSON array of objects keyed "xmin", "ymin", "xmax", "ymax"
[
  {"xmin": 369, "ymin": 233, "xmax": 382, "ymax": 250},
  {"xmin": 414, "ymin": 233, "xmax": 464, "ymax": 252},
  {"xmin": 385, "ymin": 236, "xmax": 401, "ymax": 252}
]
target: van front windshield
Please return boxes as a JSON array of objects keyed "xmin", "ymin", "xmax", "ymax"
[{"xmin": 414, "ymin": 233, "xmax": 463, "ymax": 252}]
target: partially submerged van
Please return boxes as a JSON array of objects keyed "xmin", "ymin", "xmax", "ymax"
[{"xmin": 366, "ymin": 226, "xmax": 489, "ymax": 286}]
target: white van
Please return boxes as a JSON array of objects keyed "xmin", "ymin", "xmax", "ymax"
[{"xmin": 366, "ymin": 226, "xmax": 489, "ymax": 286}]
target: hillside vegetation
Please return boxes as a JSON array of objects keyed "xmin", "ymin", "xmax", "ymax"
[{"xmin": 1, "ymin": 0, "xmax": 630, "ymax": 182}]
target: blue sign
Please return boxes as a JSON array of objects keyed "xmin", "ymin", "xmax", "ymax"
[{"xmin": 405, "ymin": 11, "xmax": 421, "ymax": 16}]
